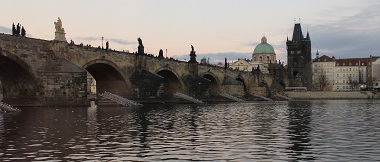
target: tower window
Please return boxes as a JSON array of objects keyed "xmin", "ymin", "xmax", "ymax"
[
  {"xmin": 297, "ymin": 50, "xmax": 301, "ymax": 54},
  {"xmin": 290, "ymin": 51, "xmax": 295, "ymax": 54}
]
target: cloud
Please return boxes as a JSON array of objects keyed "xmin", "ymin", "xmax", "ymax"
[
  {"xmin": 108, "ymin": 38, "xmax": 136, "ymax": 45},
  {"xmin": 73, "ymin": 36, "xmax": 136, "ymax": 45},
  {"xmin": 0, "ymin": 26, "xmax": 11, "ymax": 34},
  {"xmin": 309, "ymin": 3, "xmax": 380, "ymax": 58},
  {"xmin": 173, "ymin": 52, "xmax": 251, "ymax": 64}
]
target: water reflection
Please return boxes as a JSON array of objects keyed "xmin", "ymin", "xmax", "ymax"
[
  {"xmin": 0, "ymin": 100, "xmax": 379, "ymax": 161},
  {"xmin": 86, "ymin": 106, "xmax": 98, "ymax": 135},
  {"xmin": 287, "ymin": 101, "xmax": 313, "ymax": 160}
]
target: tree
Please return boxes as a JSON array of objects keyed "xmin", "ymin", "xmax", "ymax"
[
  {"xmin": 316, "ymin": 72, "xmax": 328, "ymax": 91},
  {"xmin": 348, "ymin": 76, "xmax": 359, "ymax": 91}
]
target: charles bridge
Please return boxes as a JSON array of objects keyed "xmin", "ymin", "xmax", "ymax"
[{"xmin": 0, "ymin": 32, "xmax": 287, "ymax": 106}]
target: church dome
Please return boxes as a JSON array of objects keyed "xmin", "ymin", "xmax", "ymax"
[{"xmin": 253, "ymin": 36, "xmax": 275, "ymax": 54}]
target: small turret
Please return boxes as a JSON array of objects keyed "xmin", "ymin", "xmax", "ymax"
[{"xmin": 305, "ymin": 31, "xmax": 310, "ymax": 41}]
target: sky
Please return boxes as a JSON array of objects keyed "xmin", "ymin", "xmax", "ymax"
[{"xmin": 1, "ymin": 0, "xmax": 380, "ymax": 64}]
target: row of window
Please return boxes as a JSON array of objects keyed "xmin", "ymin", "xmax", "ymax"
[
  {"xmin": 336, "ymin": 67, "xmax": 359, "ymax": 72},
  {"xmin": 290, "ymin": 50, "xmax": 302, "ymax": 54},
  {"xmin": 252, "ymin": 56, "xmax": 275, "ymax": 63},
  {"xmin": 336, "ymin": 62, "xmax": 365, "ymax": 66},
  {"xmin": 336, "ymin": 86, "xmax": 357, "ymax": 90},
  {"xmin": 314, "ymin": 63, "xmax": 334, "ymax": 67},
  {"xmin": 337, "ymin": 74, "xmax": 357, "ymax": 78},
  {"xmin": 336, "ymin": 80, "xmax": 357, "ymax": 84},
  {"xmin": 314, "ymin": 69, "xmax": 334, "ymax": 73}
]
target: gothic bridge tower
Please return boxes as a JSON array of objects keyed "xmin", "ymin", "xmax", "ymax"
[{"xmin": 286, "ymin": 22, "xmax": 312, "ymax": 90}]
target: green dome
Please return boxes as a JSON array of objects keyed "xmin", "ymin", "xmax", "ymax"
[{"xmin": 253, "ymin": 36, "xmax": 275, "ymax": 54}]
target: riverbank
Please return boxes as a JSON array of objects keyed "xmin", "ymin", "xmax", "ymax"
[{"xmin": 284, "ymin": 91, "xmax": 380, "ymax": 100}]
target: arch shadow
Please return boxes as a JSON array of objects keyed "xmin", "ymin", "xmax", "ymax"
[
  {"xmin": 83, "ymin": 59, "xmax": 133, "ymax": 97},
  {"xmin": 0, "ymin": 55, "xmax": 39, "ymax": 103},
  {"xmin": 154, "ymin": 67, "xmax": 185, "ymax": 97}
]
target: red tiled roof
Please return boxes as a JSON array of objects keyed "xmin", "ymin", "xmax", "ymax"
[
  {"xmin": 313, "ymin": 55, "xmax": 336, "ymax": 62},
  {"xmin": 335, "ymin": 58, "xmax": 370, "ymax": 66}
]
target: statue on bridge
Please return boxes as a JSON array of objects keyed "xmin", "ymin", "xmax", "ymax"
[
  {"xmin": 12, "ymin": 23, "xmax": 16, "ymax": 36},
  {"xmin": 54, "ymin": 17, "xmax": 65, "ymax": 33},
  {"xmin": 16, "ymin": 23, "xmax": 21, "ymax": 36},
  {"xmin": 54, "ymin": 17, "xmax": 67, "ymax": 42},
  {"xmin": 106, "ymin": 41, "xmax": 109, "ymax": 50},
  {"xmin": 225, "ymin": 57, "xmax": 228, "ymax": 69},
  {"xmin": 188, "ymin": 45, "xmax": 197, "ymax": 63},
  {"xmin": 137, "ymin": 37, "xmax": 144, "ymax": 55},
  {"xmin": 158, "ymin": 49, "xmax": 164, "ymax": 59},
  {"xmin": 12, "ymin": 23, "xmax": 24, "ymax": 37},
  {"xmin": 21, "ymin": 26, "xmax": 26, "ymax": 37}
]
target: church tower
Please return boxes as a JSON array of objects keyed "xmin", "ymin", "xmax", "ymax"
[{"xmin": 286, "ymin": 23, "xmax": 312, "ymax": 90}]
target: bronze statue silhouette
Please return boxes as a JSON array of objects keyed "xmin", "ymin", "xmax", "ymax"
[
  {"xmin": 137, "ymin": 37, "xmax": 144, "ymax": 55},
  {"xmin": 158, "ymin": 49, "xmax": 164, "ymax": 58},
  {"xmin": 189, "ymin": 45, "xmax": 197, "ymax": 63},
  {"xmin": 12, "ymin": 23, "xmax": 16, "ymax": 35},
  {"xmin": 16, "ymin": 23, "xmax": 21, "ymax": 36},
  {"xmin": 21, "ymin": 26, "xmax": 26, "ymax": 37},
  {"xmin": 138, "ymin": 37, "xmax": 143, "ymax": 46}
]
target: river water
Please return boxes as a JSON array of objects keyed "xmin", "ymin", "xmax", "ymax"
[{"xmin": 0, "ymin": 100, "xmax": 379, "ymax": 161}]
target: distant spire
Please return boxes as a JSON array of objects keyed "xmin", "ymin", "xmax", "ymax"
[{"xmin": 316, "ymin": 46, "xmax": 320, "ymax": 59}]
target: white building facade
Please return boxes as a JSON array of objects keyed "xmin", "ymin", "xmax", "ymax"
[
  {"xmin": 312, "ymin": 55, "xmax": 336, "ymax": 91},
  {"xmin": 334, "ymin": 58, "xmax": 369, "ymax": 91},
  {"xmin": 312, "ymin": 55, "xmax": 370, "ymax": 91},
  {"xmin": 229, "ymin": 58, "xmax": 267, "ymax": 73}
]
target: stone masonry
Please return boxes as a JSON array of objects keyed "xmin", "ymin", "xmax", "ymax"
[{"xmin": 0, "ymin": 33, "xmax": 283, "ymax": 106}]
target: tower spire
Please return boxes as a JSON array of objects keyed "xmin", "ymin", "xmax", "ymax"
[
  {"xmin": 291, "ymin": 23, "xmax": 304, "ymax": 41},
  {"xmin": 316, "ymin": 46, "xmax": 319, "ymax": 59}
]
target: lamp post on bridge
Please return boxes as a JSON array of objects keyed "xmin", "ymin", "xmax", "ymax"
[{"xmin": 102, "ymin": 36, "xmax": 104, "ymax": 49}]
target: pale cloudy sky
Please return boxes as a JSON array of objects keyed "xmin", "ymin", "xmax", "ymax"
[{"xmin": 1, "ymin": 0, "xmax": 380, "ymax": 64}]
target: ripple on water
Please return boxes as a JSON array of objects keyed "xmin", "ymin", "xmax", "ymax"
[{"xmin": 1, "ymin": 100, "xmax": 380, "ymax": 161}]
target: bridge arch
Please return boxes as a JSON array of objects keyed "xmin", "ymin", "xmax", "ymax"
[
  {"xmin": 83, "ymin": 59, "xmax": 133, "ymax": 97},
  {"xmin": 154, "ymin": 67, "xmax": 185, "ymax": 97},
  {"xmin": 0, "ymin": 54, "xmax": 39, "ymax": 102},
  {"xmin": 236, "ymin": 76, "xmax": 248, "ymax": 96},
  {"xmin": 200, "ymin": 72, "xmax": 222, "ymax": 96}
]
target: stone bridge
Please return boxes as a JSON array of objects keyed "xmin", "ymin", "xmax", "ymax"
[{"xmin": 0, "ymin": 33, "xmax": 285, "ymax": 106}]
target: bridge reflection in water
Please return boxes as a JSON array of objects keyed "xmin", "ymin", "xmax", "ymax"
[{"xmin": 0, "ymin": 100, "xmax": 379, "ymax": 161}]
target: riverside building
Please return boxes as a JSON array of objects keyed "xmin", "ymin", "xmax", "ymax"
[{"xmin": 312, "ymin": 54, "xmax": 370, "ymax": 91}]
